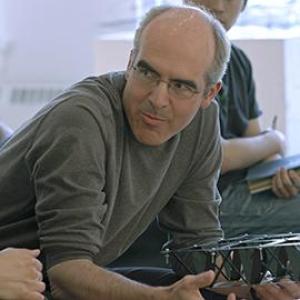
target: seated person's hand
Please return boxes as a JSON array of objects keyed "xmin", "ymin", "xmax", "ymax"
[
  {"xmin": 0, "ymin": 248, "xmax": 45, "ymax": 300},
  {"xmin": 272, "ymin": 168, "xmax": 300, "ymax": 199},
  {"xmin": 254, "ymin": 279, "xmax": 300, "ymax": 300}
]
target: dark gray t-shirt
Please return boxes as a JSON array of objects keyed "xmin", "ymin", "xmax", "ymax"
[
  {"xmin": 217, "ymin": 45, "xmax": 262, "ymax": 192},
  {"xmin": 0, "ymin": 72, "xmax": 222, "ymax": 270}
]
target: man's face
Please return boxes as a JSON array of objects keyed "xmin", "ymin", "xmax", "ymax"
[
  {"xmin": 185, "ymin": 0, "xmax": 245, "ymax": 31},
  {"xmin": 122, "ymin": 11, "xmax": 220, "ymax": 146}
]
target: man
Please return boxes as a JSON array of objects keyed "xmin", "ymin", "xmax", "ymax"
[
  {"xmin": 115, "ymin": 1, "xmax": 300, "ymax": 299},
  {"xmin": 0, "ymin": 4, "xmax": 234, "ymax": 300},
  {"xmin": 0, "ymin": 248, "xmax": 45, "ymax": 300},
  {"xmin": 184, "ymin": 0, "xmax": 300, "ymax": 238}
]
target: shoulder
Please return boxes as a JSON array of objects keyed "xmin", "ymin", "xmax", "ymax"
[
  {"xmin": 27, "ymin": 72, "xmax": 126, "ymax": 144},
  {"xmin": 65, "ymin": 72, "xmax": 125, "ymax": 112},
  {"xmin": 38, "ymin": 73, "xmax": 126, "ymax": 126}
]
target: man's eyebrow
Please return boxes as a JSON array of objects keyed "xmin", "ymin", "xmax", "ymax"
[
  {"xmin": 137, "ymin": 60, "xmax": 199, "ymax": 90},
  {"xmin": 172, "ymin": 78, "xmax": 198, "ymax": 90},
  {"xmin": 136, "ymin": 60, "xmax": 159, "ymax": 74}
]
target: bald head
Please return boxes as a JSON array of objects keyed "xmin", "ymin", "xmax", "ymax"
[
  {"xmin": 133, "ymin": 5, "xmax": 230, "ymax": 87},
  {"xmin": 142, "ymin": 7, "xmax": 214, "ymax": 42}
]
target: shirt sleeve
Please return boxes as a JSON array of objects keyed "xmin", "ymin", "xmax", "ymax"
[
  {"xmin": 26, "ymin": 98, "xmax": 108, "ymax": 270},
  {"xmin": 239, "ymin": 47, "xmax": 262, "ymax": 121}
]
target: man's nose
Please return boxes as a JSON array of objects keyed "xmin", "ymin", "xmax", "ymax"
[{"xmin": 149, "ymin": 80, "xmax": 170, "ymax": 109}]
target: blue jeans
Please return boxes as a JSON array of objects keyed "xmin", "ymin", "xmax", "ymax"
[{"xmin": 220, "ymin": 181, "xmax": 300, "ymax": 238}]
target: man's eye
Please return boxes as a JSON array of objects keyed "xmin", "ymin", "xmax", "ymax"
[
  {"xmin": 172, "ymin": 81, "xmax": 191, "ymax": 91},
  {"xmin": 139, "ymin": 67, "xmax": 155, "ymax": 79}
]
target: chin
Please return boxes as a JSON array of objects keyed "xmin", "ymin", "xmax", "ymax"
[
  {"xmin": 134, "ymin": 132, "xmax": 170, "ymax": 147},
  {"xmin": 136, "ymin": 136, "xmax": 166, "ymax": 147}
]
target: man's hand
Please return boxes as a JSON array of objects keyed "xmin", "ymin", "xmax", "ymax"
[
  {"xmin": 272, "ymin": 168, "xmax": 300, "ymax": 198},
  {"xmin": 254, "ymin": 279, "xmax": 300, "ymax": 300},
  {"xmin": 0, "ymin": 248, "xmax": 45, "ymax": 300},
  {"xmin": 163, "ymin": 270, "xmax": 236, "ymax": 300}
]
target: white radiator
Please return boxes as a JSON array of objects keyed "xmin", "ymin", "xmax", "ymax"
[{"xmin": 0, "ymin": 85, "xmax": 63, "ymax": 130}]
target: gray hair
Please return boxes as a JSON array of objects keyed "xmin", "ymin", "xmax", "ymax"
[{"xmin": 133, "ymin": 4, "xmax": 231, "ymax": 89}]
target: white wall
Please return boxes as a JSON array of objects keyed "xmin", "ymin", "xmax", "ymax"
[
  {"xmin": 0, "ymin": 0, "xmax": 131, "ymax": 85},
  {"xmin": 233, "ymin": 38, "xmax": 300, "ymax": 155},
  {"xmin": 0, "ymin": 0, "xmax": 142, "ymax": 130}
]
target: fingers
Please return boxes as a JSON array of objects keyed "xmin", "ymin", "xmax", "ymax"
[
  {"xmin": 22, "ymin": 280, "xmax": 46, "ymax": 300},
  {"xmin": 277, "ymin": 279, "xmax": 300, "ymax": 299},
  {"xmin": 254, "ymin": 283, "xmax": 284, "ymax": 299},
  {"xmin": 186, "ymin": 270, "xmax": 215, "ymax": 290},
  {"xmin": 27, "ymin": 263, "xmax": 44, "ymax": 282},
  {"xmin": 29, "ymin": 279, "xmax": 46, "ymax": 293},
  {"xmin": 2, "ymin": 248, "xmax": 41, "ymax": 260},
  {"xmin": 32, "ymin": 257, "xmax": 43, "ymax": 272},
  {"xmin": 0, "ymin": 247, "xmax": 44, "ymax": 282},
  {"xmin": 0, "ymin": 280, "xmax": 45, "ymax": 300},
  {"xmin": 28, "ymin": 291, "xmax": 45, "ymax": 300},
  {"xmin": 30, "ymin": 249, "xmax": 41, "ymax": 257},
  {"xmin": 18, "ymin": 248, "xmax": 41, "ymax": 258},
  {"xmin": 289, "ymin": 170, "xmax": 300, "ymax": 190},
  {"xmin": 272, "ymin": 168, "xmax": 299, "ymax": 198},
  {"xmin": 227, "ymin": 293, "xmax": 236, "ymax": 300},
  {"xmin": 21, "ymin": 290, "xmax": 45, "ymax": 300}
]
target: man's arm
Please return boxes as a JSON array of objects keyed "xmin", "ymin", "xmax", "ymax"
[
  {"xmin": 221, "ymin": 117, "xmax": 300, "ymax": 198},
  {"xmin": 49, "ymin": 260, "xmax": 230, "ymax": 300},
  {"xmin": 221, "ymin": 118, "xmax": 285, "ymax": 174}
]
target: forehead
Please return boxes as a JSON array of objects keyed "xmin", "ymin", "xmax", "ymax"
[{"xmin": 136, "ymin": 9, "xmax": 215, "ymax": 82}]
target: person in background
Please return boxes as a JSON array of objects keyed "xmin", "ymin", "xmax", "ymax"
[
  {"xmin": 0, "ymin": 4, "xmax": 236, "ymax": 300},
  {"xmin": 0, "ymin": 248, "xmax": 45, "ymax": 300},
  {"xmin": 185, "ymin": 0, "xmax": 300, "ymax": 239},
  {"xmin": 183, "ymin": 1, "xmax": 300, "ymax": 299}
]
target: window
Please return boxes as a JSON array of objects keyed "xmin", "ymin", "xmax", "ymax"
[
  {"xmin": 233, "ymin": 0, "xmax": 300, "ymax": 38},
  {"xmin": 98, "ymin": 0, "xmax": 300, "ymax": 37}
]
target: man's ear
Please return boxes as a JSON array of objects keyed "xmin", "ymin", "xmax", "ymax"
[
  {"xmin": 241, "ymin": 0, "xmax": 247, "ymax": 12},
  {"xmin": 200, "ymin": 81, "xmax": 222, "ymax": 109},
  {"xmin": 127, "ymin": 49, "xmax": 137, "ymax": 70},
  {"xmin": 125, "ymin": 49, "xmax": 137, "ymax": 79}
]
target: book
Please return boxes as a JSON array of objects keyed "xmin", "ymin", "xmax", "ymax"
[{"xmin": 246, "ymin": 154, "xmax": 300, "ymax": 194}]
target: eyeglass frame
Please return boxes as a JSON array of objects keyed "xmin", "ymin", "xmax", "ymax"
[{"xmin": 130, "ymin": 61, "xmax": 203, "ymax": 100}]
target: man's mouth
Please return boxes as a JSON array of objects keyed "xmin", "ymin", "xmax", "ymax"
[{"xmin": 141, "ymin": 112, "xmax": 167, "ymax": 127}]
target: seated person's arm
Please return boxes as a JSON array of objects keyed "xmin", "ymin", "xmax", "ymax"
[{"xmin": 221, "ymin": 118, "xmax": 285, "ymax": 174}]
